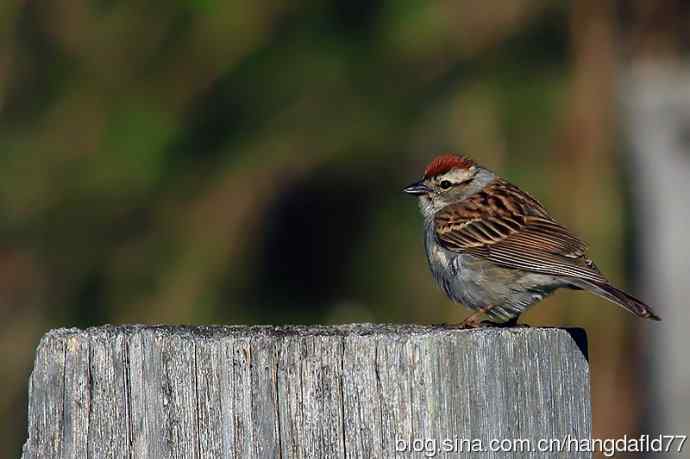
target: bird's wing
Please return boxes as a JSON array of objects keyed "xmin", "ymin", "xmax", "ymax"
[{"xmin": 434, "ymin": 179, "xmax": 606, "ymax": 283}]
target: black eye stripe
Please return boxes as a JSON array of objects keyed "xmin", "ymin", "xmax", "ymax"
[{"xmin": 440, "ymin": 178, "xmax": 472, "ymax": 189}]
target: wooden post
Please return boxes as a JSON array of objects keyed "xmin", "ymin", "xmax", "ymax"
[{"xmin": 22, "ymin": 325, "xmax": 591, "ymax": 458}]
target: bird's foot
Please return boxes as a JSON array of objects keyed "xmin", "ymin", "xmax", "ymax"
[
  {"xmin": 497, "ymin": 317, "xmax": 530, "ymax": 328},
  {"xmin": 460, "ymin": 319, "xmax": 482, "ymax": 329},
  {"xmin": 446, "ymin": 315, "xmax": 530, "ymax": 329},
  {"xmin": 444, "ymin": 320, "xmax": 530, "ymax": 329},
  {"xmin": 438, "ymin": 319, "xmax": 486, "ymax": 329},
  {"xmin": 460, "ymin": 304, "xmax": 499, "ymax": 329},
  {"xmin": 441, "ymin": 306, "xmax": 530, "ymax": 329},
  {"xmin": 459, "ymin": 317, "xmax": 499, "ymax": 329}
]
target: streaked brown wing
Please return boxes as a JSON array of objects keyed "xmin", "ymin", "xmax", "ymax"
[{"xmin": 434, "ymin": 180, "xmax": 606, "ymax": 283}]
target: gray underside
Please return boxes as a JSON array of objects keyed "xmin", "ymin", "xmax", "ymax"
[{"xmin": 425, "ymin": 225, "xmax": 566, "ymax": 322}]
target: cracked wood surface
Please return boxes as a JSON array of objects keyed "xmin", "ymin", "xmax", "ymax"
[{"xmin": 22, "ymin": 324, "xmax": 591, "ymax": 458}]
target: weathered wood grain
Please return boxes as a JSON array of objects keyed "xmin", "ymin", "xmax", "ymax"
[{"xmin": 22, "ymin": 325, "xmax": 591, "ymax": 458}]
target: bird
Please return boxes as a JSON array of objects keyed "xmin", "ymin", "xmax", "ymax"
[{"xmin": 403, "ymin": 153, "xmax": 661, "ymax": 328}]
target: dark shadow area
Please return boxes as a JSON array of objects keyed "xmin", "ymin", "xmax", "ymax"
[
  {"xmin": 563, "ymin": 327, "xmax": 589, "ymax": 362},
  {"xmin": 240, "ymin": 168, "xmax": 373, "ymax": 323}
]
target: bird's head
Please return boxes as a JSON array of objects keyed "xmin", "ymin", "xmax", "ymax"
[{"xmin": 403, "ymin": 154, "xmax": 495, "ymax": 218}]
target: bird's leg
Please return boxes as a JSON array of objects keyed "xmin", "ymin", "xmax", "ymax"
[{"xmin": 460, "ymin": 304, "xmax": 497, "ymax": 329}]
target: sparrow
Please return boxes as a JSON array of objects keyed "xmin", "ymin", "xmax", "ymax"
[{"xmin": 403, "ymin": 153, "xmax": 661, "ymax": 328}]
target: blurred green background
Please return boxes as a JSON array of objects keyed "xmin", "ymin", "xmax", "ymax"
[{"xmin": 2, "ymin": 0, "xmax": 689, "ymax": 457}]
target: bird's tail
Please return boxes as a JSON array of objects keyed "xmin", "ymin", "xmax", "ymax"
[{"xmin": 573, "ymin": 280, "xmax": 661, "ymax": 321}]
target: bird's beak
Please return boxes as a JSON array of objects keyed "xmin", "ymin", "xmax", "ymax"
[{"xmin": 402, "ymin": 180, "xmax": 432, "ymax": 196}]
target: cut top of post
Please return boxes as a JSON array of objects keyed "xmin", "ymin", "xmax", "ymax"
[{"xmin": 23, "ymin": 324, "xmax": 591, "ymax": 459}]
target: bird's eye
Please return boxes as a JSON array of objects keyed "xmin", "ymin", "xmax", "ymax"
[{"xmin": 440, "ymin": 180, "xmax": 453, "ymax": 189}]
